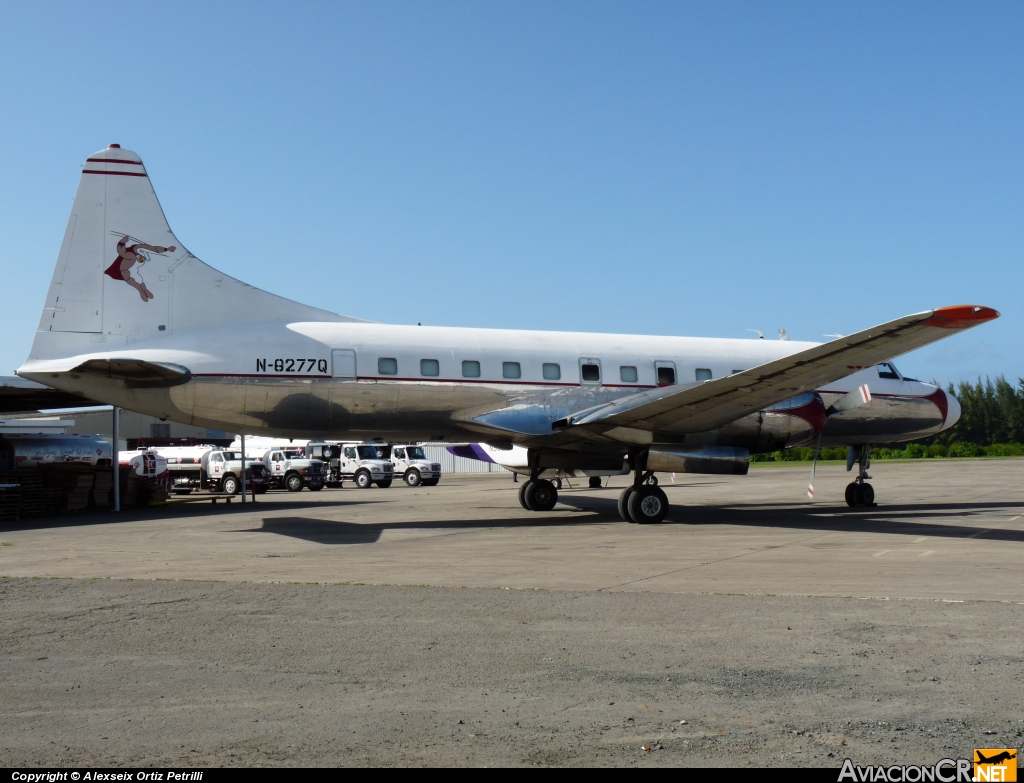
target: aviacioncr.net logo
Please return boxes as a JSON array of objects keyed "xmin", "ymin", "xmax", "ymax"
[{"xmin": 838, "ymin": 758, "xmax": 973, "ymax": 782}]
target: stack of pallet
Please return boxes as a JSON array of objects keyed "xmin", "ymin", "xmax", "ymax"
[
  {"xmin": 15, "ymin": 469, "xmax": 45, "ymax": 518},
  {"xmin": 40, "ymin": 465, "xmax": 97, "ymax": 513},
  {"xmin": 92, "ymin": 468, "xmax": 113, "ymax": 510},
  {"xmin": 0, "ymin": 480, "xmax": 20, "ymax": 523}
]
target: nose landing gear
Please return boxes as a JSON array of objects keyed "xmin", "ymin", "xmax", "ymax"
[{"xmin": 845, "ymin": 445, "xmax": 876, "ymax": 507}]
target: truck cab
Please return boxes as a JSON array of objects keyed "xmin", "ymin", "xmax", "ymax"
[
  {"xmin": 200, "ymin": 448, "xmax": 270, "ymax": 495},
  {"xmin": 260, "ymin": 447, "xmax": 325, "ymax": 492},
  {"xmin": 336, "ymin": 443, "xmax": 394, "ymax": 489},
  {"xmin": 389, "ymin": 444, "xmax": 442, "ymax": 487}
]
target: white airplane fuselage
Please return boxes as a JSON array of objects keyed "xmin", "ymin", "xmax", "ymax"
[{"xmin": 24, "ymin": 319, "xmax": 957, "ymax": 454}]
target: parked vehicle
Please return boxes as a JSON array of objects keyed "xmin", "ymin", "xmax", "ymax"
[
  {"xmin": 259, "ymin": 447, "xmax": 325, "ymax": 492},
  {"xmin": 387, "ymin": 444, "xmax": 441, "ymax": 487},
  {"xmin": 147, "ymin": 444, "xmax": 217, "ymax": 493},
  {"xmin": 200, "ymin": 449, "xmax": 270, "ymax": 494},
  {"xmin": 331, "ymin": 443, "xmax": 394, "ymax": 488}
]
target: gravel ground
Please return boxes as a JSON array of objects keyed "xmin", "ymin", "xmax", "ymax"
[{"xmin": 2, "ymin": 577, "xmax": 1022, "ymax": 767}]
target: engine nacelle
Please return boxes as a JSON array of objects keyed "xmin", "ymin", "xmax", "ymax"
[{"xmin": 646, "ymin": 446, "xmax": 749, "ymax": 475}]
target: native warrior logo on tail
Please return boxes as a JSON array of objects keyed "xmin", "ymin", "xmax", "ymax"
[{"xmin": 103, "ymin": 233, "xmax": 176, "ymax": 302}]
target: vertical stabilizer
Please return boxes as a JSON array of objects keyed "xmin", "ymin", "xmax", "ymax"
[{"xmin": 28, "ymin": 145, "xmax": 354, "ymax": 367}]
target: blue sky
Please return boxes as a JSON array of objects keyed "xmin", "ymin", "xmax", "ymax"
[{"xmin": 1, "ymin": 1, "xmax": 1021, "ymax": 387}]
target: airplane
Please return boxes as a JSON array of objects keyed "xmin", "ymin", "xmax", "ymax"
[
  {"xmin": 14, "ymin": 145, "xmax": 998, "ymax": 523},
  {"xmin": 975, "ymin": 751, "xmax": 1016, "ymax": 765}
]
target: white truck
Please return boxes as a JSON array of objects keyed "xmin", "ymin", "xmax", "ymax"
[
  {"xmin": 259, "ymin": 447, "xmax": 325, "ymax": 492},
  {"xmin": 331, "ymin": 443, "xmax": 394, "ymax": 489},
  {"xmin": 387, "ymin": 444, "xmax": 441, "ymax": 487},
  {"xmin": 200, "ymin": 448, "xmax": 270, "ymax": 494},
  {"xmin": 152, "ymin": 444, "xmax": 218, "ymax": 493}
]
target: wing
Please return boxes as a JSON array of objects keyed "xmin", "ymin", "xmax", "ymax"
[{"xmin": 554, "ymin": 305, "xmax": 997, "ymax": 444}]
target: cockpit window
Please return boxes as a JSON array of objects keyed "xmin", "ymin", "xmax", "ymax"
[{"xmin": 877, "ymin": 363, "xmax": 901, "ymax": 380}]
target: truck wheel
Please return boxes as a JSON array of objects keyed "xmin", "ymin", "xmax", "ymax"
[
  {"xmin": 286, "ymin": 473, "xmax": 304, "ymax": 492},
  {"xmin": 405, "ymin": 469, "xmax": 422, "ymax": 487},
  {"xmin": 308, "ymin": 478, "xmax": 324, "ymax": 492},
  {"xmin": 422, "ymin": 478, "xmax": 439, "ymax": 487},
  {"xmin": 355, "ymin": 470, "xmax": 372, "ymax": 489},
  {"xmin": 255, "ymin": 485, "xmax": 268, "ymax": 494},
  {"xmin": 376, "ymin": 479, "xmax": 392, "ymax": 488},
  {"xmin": 222, "ymin": 475, "xmax": 239, "ymax": 495}
]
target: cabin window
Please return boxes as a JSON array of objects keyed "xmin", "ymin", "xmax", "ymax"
[
  {"xmin": 877, "ymin": 363, "xmax": 900, "ymax": 380},
  {"xmin": 620, "ymin": 366, "xmax": 638, "ymax": 383},
  {"xmin": 695, "ymin": 368, "xmax": 712, "ymax": 382},
  {"xmin": 378, "ymin": 357, "xmax": 398, "ymax": 375},
  {"xmin": 420, "ymin": 359, "xmax": 440, "ymax": 377},
  {"xmin": 542, "ymin": 363, "xmax": 561, "ymax": 381},
  {"xmin": 581, "ymin": 363, "xmax": 601, "ymax": 382},
  {"xmin": 462, "ymin": 360, "xmax": 481, "ymax": 378},
  {"xmin": 658, "ymin": 366, "xmax": 677, "ymax": 385},
  {"xmin": 503, "ymin": 362, "xmax": 521, "ymax": 380}
]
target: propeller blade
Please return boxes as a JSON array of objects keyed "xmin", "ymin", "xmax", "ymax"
[{"xmin": 828, "ymin": 384, "xmax": 871, "ymax": 415}]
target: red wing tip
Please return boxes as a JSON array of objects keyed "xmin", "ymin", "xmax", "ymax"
[{"xmin": 924, "ymin": 305, "xmax": 1000, "ymax": 328}]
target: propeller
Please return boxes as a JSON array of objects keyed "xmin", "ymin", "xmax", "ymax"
[{"xmin": 807, "ymin": 385, "xmax": 872, "ymax": 499}]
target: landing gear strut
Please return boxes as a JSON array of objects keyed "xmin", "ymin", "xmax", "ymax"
[
  {"xmin": 619, "ymin": 466, "xmax": 669, "ymax": 524},
  {"xmin": 845, "ymin": 445, "xmax": 875, "ymax": 507}
]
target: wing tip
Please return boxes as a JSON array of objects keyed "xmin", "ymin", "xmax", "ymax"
[{"xmin": 924, "ymin": 305, "xmax": 1000, "ymax": 329}]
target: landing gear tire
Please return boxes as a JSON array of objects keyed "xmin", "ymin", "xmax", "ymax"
[
  {"xmin": 355, "ymin": 470, "xmax": 373, "ymax": 489},
  {"xmin": 860, "ymin": 482, "xmax": 874, "ymax": 506},
  {"xmin": 589, "ymin": 476, "xmax": 603, "ymax": 489},
  {"xmin": 628, "ymin": 485, "xmax": 669, "ymax": 524},
  {"xmin": 222, "ymin": 476, "xmax": 239, "ymax": 495},
  {"xmin": 551, "ymin": 477, "xmax": 562, "ymax": 490},
  {"xmin": 518, "ymin": 481, "xmax": 532, "ymax": 510},
  {"xmin": 525, "ymin": 479, "xmax": 558, "ymax": 511},
  {"xmin": 845, "ymin": 483, "xmax": 860, "ymax": 506},
  {"xmin": 405, "ymin": 469, "xmax": 422, "ymax": 487},
  {"xmin": 286, "ymin": 473, "xmax": 304, "ymax": 492},
  {"xmin": 376, "ymin": 480, "xmax": 392, "ymax": 488},
  {"xmin": 845, "ymin": 482, "xmax": 875, "ymax": 507},
  {"xmin": 618, "ymin": 486, "xmax": 636, "ymax": 522}
]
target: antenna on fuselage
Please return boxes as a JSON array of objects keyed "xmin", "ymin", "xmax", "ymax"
[{"xmin": 746, "ymin": 329, "xmax": 764, "ymax": 340}]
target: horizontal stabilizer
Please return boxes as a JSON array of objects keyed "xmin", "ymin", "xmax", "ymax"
[
  {"xmin": 72, "ymin": 358, "xmax": 192, "ymax": 388},
  {"xmin": 0, "ymin": 376, "xmax": 102, "ymax": 413}
]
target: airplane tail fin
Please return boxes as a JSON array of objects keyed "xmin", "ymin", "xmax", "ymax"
[{"xmin": 26, "ymin": 144, "xmax": 350, "ymax": 367}]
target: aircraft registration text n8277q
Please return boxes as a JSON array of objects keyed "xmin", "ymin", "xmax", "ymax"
[
  {"xmin": 255, "ymin": 358, "xmax": 329, "ymax": 374},
  {"xmin": 13, "ymin": 144, "xmax": 999, "ymax": 522}
]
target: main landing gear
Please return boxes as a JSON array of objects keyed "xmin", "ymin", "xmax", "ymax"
[
  {"xmin": 618, "ymin": 472, "xmax": 669, "ymax": 524},
  {"xmin": 518, "ymin": 475, "xmax": 559, "ymax": 511},
  {"xmin": 845, "ymin": 445, "xmax": 876, "ymax": 507}
]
